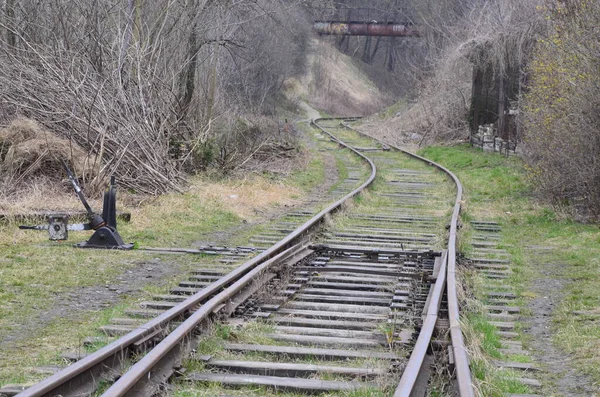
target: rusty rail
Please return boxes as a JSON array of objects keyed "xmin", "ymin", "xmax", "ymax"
[
  {"xmin": 338, "ymin": 119, "xmax": 474, "ymax": 397},
  {"xmin": 15, "ymin": 119, "xmax": 377, "ymax": 397},
  {"xmin": 16, "ymin": 117, "xmax": 474, "ymax": 397},
  {"xmin": 95, "ymin": 123, "xmax": 378, "ymax": 397}
]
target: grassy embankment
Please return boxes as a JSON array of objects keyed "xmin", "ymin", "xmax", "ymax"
[{"xmin": 420, "ymin": 144, "xmax": 600, "ymax": 396}]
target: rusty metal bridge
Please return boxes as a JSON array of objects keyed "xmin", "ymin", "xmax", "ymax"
[{"xmin": 312, "ymin": 6, "xmax": 420, "ymax": 37}]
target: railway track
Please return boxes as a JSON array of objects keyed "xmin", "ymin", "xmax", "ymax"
[{"xmin": 10, "ymin": 118, "xmax": 474, "ymax": 397}]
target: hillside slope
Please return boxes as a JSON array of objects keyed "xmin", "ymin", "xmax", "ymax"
[{"xmin": 286, "ymin": 39, "xmax": 392, "ymax": 117}]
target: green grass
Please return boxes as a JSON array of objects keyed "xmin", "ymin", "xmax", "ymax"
[
  {"xmin": 470, "ymin": 360, "xmax": 533, "ymax": 397},
  {"xmin": 287, "ymin": 156, "xmax": 326, "ymax": 193},
  {"xmin": 420, "ymin": 144, "xmax": 600, "ymax": 392},
  {"xmin": 420, "ymin": 145, "xmax": 529, "ymax": 208},
  {"xmin": 466, "ymin": 313, "xmax": 503, "ymax": 359}
]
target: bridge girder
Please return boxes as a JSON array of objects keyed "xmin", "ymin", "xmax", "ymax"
[{"xmin": 313, "ymin": 21, "xmax": 421, "ymax": 37}]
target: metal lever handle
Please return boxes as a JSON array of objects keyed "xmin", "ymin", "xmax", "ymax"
[{"xmin": 61, "ymin": 160, "xmax": 106, "ymax": 229}]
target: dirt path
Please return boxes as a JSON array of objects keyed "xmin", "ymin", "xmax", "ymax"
[
  {"xmin": 297, "ymin": 100, "xmax": 321, "ymax": 122},
  {"xmin": 525, "ymin": 248, "xmax": 598, "ymax": 396}
]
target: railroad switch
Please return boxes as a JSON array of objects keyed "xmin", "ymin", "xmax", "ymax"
[
  {"xmin": 48, "ymin": 214, "xmax": 69, "ymax": 240},
  {"xmin": 68, "ymin": 167, "xmax": 133, "ymax": 250},
  {"xmin": 20, "ymin": 161, "xmax": 133, "ymax": 250}
]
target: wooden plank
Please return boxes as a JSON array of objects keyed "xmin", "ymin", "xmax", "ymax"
[
  {"xmin": 0, "ymin": 386, "xmax": 26, "ymax": 396},
  {"xmin": 284, "ymin": 301, "xmax": 390, "ymax": 314},
  {"xmin": 110, "ymin": 318, "xmax": 146, "ymax": 326},
  {"xmin": 292, "ymin": 294, "xmax": 391, "ymax": 306},
  {"xmin": 341, "ymin": 227, "xmax": 436, "ymax": 237},
  {"xmin": 190, "ymin": 275, "xmax": 222, "ymax": 281},
  {"xmin": 471, "ymin": 258, "xmax": 510, "ymax": 264},
  {"xmin": 494, "ymin": 362, "xmax": 540, "ymax": 371},
  {"xmin": 276, "ymin": 308, "xmax": 387, "ymax": 321},
  {"xmin": 311, "ymin": 275, "xmax": 396, "ymax": 284},
  {"xmin": 151, "ymin": 294, "xmax": 186, "ymax": 302},
  {"xmin": 475, "ymin": 263, "xmax": 510, "ymax": 270},
  {"xmin": 270, "ymin": 316, "xmax": 378, "ymax": 330},
  {"xmin": 140, "ymin": 301, "xmax": 178, "ymax": 310},
  {"xmin": 320, "ymin": 240, "xmax": 429, "ymax": 250},
  {"xmin": 124, "ymin": 309, "xmax": 165, "ymax": 318},
  {"xmin": 490, "ymin": 321, "xmax": 516, "ymax": 330},
  {"xmin": 487, "ymin": 313, "xmax": 518, "ymax": 321},
  {"xmin": 328, "ymin": 260, "xmax": 406, "ymax": 269},
  {"xmin": 170, "ymin": 287, "xmax": 202, "ymax": 295},
  {"xmin": 222, "ymin": 343, "xmax": 400, "ymax": 360},
  {"xmin": 349, "ymin": 214, "xmax": 435, "ymax": 222},
  {"xmin": 203, "ymin": 359, "xmax": 386, "ymax": 378},
  {"xmin": 330, "ymin": 232, "xmax": 431, "ymax": 243},
  {"xmin": 274, "ymin": 326, "xmax": 384, "ymax": 340},
  {"xmin": 186, "ymin": 372, "xmax": 375, "ymax": 392},
  {"xmin": 299, "ymin": 266, "xmax": 420, "ymax": 279},
  {"xmin": 178, "ymin": 281, "xmax": 211, "ymax": 288},
  {"xmin": 98, "ymin": 325, "xmax": 135, "ymax": 337},
  {"xmin": 190, "ymin": 269, "xmax": 229, "ymax": 275},
  {"xmin": 508, "ymin": 395, "xmax": 544, "ymax": 397},
  {"xmin": 308, "ymin": 281, "xmax": 394, "ymax": 291},
  {"xmin": 300, "ymin": 288, "xmax": 394, "ymax": 299},
  {"xmin": 267, "ymin": 333, "xmax": 384, "ymax": 348},
  {"xmin": 311, "ymin": 243, "xmax": 430, "ymax": 257}
]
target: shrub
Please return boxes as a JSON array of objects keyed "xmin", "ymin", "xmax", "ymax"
[{"xmin": 522, "ymin": 0, "xmax": 600, "ymax": 218}]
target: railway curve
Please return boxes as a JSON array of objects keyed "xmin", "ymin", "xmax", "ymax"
[{"xmin": 13, "ymin": 118, "xmax": 474, "ymax": 397}]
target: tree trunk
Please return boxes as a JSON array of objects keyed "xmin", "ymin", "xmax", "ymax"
[
  {"xmin": 88, "ymin": 0, "xmax": 103, "ymax": 73},
  {"xmin": 370, "ymin": 36, "xmax": 382, "ymax": 62},
  {"xmin": 118, "ymin": 0, "xmax": 135, "ymax": 85},
  {"xmin": 180, "ymin": 0, "xmax": 200, "ymax": 118},
  {"xmin": 133, "ymin": 0, "xmax": 143, "ymax": 48},
  {"xmin": 5, "ymin": 0, "xmax": 16, "ymax": 48},
  {"xmin": 497, "ymin": 73, "xmax": 508, "ymax": 140},
  {"xmin": 470, "ymin": 67, "xmax": 484, "ymax": 134},
  {"xmin": 205, "ymin": 39, "xmax": 221, "ymax": 126},
  {"xmin": 179, "ymin": 0, "xmax": 214, "ymax": 120},
  {"xmin": 386, "ymin": 37, "xmax": 396, "ymax": 71},
  {"xmin": 362, "ymin": 36, "xmax": 372, "ymax": 63}
]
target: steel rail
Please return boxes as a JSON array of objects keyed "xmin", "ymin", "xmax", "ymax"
[
  {"xmin": 395, "ymin": 250, "xmax": 447, "ymax": 396},
  {"xmin": 17, "ymin": 117, "xmax": 474, "ymax": 397},
  {"xmin": 337, "ymin": 119, "xmax": 475, "ymax": 397},
  {"xmin": 97, "ymin": 121, "xmax": 378, "ymax": 396},
  {"xmin": 16, "ymin": 121, "xmax": 377, "ymax": 397},
  {"xmin": 102, "ymin": 243, "xmax": 308, "ymax": 396}
]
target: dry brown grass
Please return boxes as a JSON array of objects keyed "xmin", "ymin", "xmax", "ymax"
[
  {"xmin": 0, "ymin": 173, "xmax": 301, "ymax": 225},
  {"xmin": 135, "ymin": 175, "xmax": 302, "ymax": 225},
  {"xmin": 0, "ymin": 181, "xmax": 100, "ymax": 215},
  {"xmin": 356, "ymin": 54, "xmax": 473, "ymax": 148},
  {"xmin": 0, "ymin": 118, "xmax": 93, "ymax": 193},
  {"xmin": 291, "ymin": 39, "xmax": 391, "ymax": 117}
]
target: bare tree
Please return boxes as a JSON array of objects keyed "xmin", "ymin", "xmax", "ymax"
[
  {"xmin": 4, "ymin": 0, "xmax": 15, "ymax": 47},
  {"xmin": 0, "ymin": 0, "xmax": 312, "ymax": 195}
]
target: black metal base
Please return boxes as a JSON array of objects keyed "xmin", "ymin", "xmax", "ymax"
[{"xmin": 74, "ymin": 226, "xmax": 134, "ymax": 250}]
